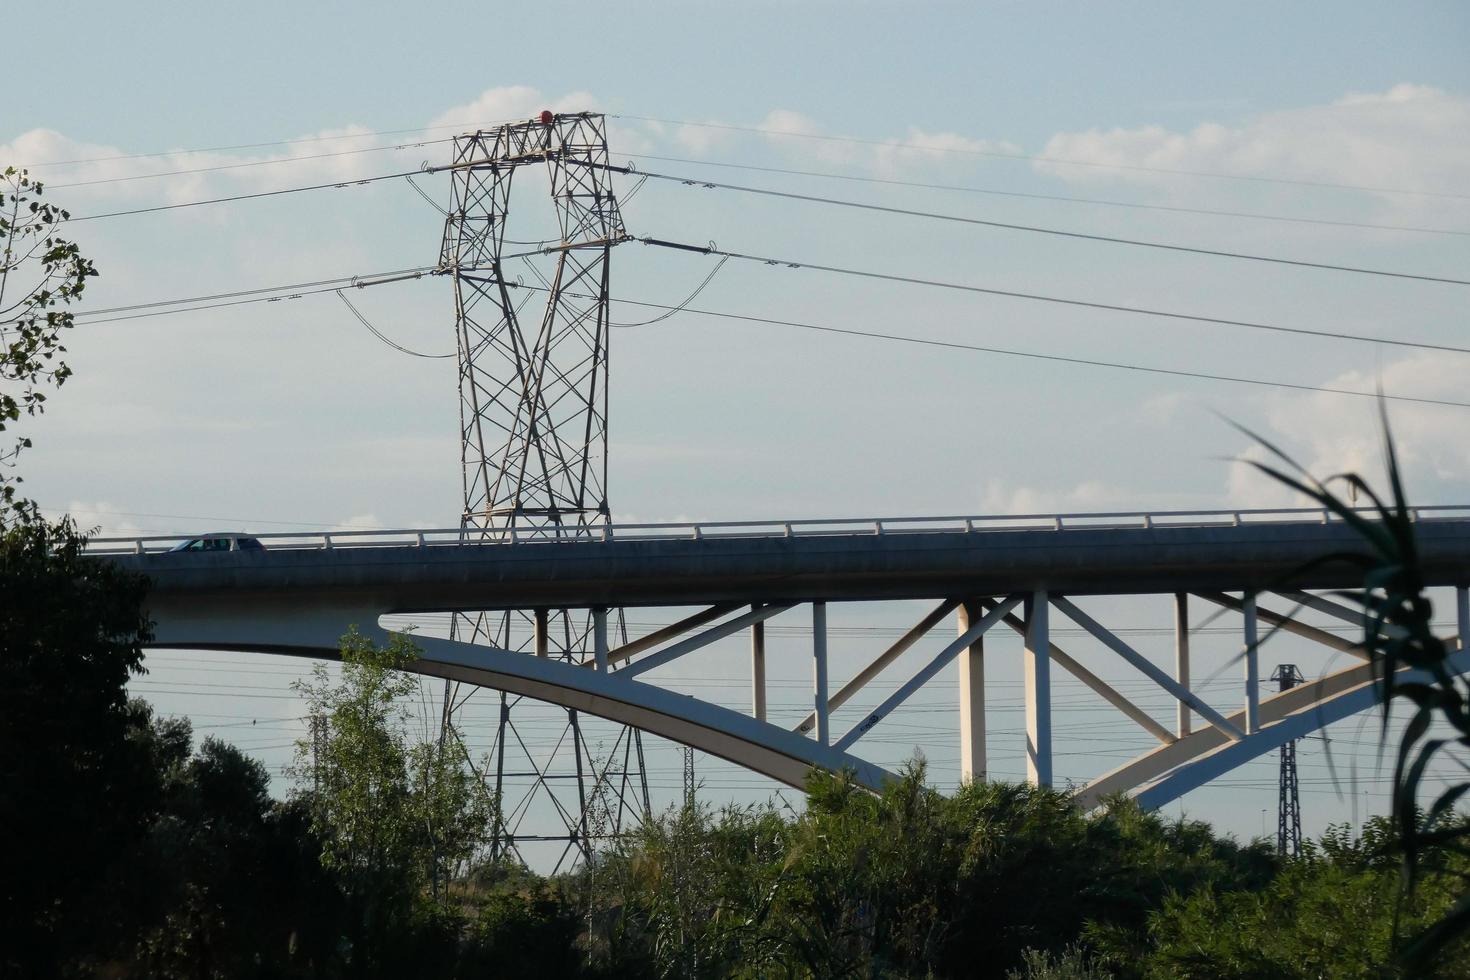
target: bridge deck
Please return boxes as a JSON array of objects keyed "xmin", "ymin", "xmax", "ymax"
[{"xmin": 97, "ymin": 508, "xmax": 1470, "ymax": 610}]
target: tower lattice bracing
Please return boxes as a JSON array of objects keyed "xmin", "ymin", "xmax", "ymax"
[
  {"xmin": 439, "ymin": 111, "xmax": 650, "ymax": 869},
  {"xmin": 1272, "ymin": 663, "xmax": 1305, "ymax": 857}
]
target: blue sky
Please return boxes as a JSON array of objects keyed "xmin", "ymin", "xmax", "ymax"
[{"xmin": 7, "ymin": 0, "xmax": 1470, "ymax": 863}]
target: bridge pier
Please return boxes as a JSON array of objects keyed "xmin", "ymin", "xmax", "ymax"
[
  {"xmin": 957, "ymin": 602, "xmax": 986, "ymax": 783},
  {"xmin": 1458, "ymin": 586, "xmax": 1468, "ymax": 652},
  {"xmin": 812, "ymin": 602, "xmax": 830, "ymax": 746},
  {"xmin": 1174, "ymin": 593, "xmax": 1192, "ymax": 737},
  {"xmin": 1242, "ymin": 594, "xmax": 1260, "ymax": 734},
  {"xmin": 751, "ymin": 614, "xmax": 767, "ymax": 722},
  {"xmin": 1023, "ymin": 592, "xmax": 1052, "ymax": 788}
]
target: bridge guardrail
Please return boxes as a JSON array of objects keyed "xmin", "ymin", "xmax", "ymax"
[{"xmin": 76, "ymin": 505, "xmax": 1470, "ymax": 557}]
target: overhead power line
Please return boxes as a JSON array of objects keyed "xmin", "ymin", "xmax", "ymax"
[
  {"xmin": 18, "ymin": 117, "xmax": 523, "ymax": 169},
  {"xmin": 613, "ymin": 114, "xmax": 1470, "ymax": 200},
  {"xmin": 592, "ymin": 163, "xmax": 1468, "ymax": 286},
  {"xmin": 624, "ymin": 154, "xmax": 1470, "ymax": 239},
  {"xmin": 46, "ymin": 139, "xmax": 452, "ymax": 190},
  {"xmin": 604, "ymin": 293, "xmax": 1470, "ymax": 410},
  {"xmin": 70, "ymin": 170, "xmax": 423, "ymax": 221},
  {"xmin": 65, "ymin": 266, "xmax": 439, "ymax": 321},
  {"xmin": 638, "ymin": 237, "xmax": 1470, "ymax": 356},
  {"xmin": 334, "ymin": 290, "xmax": 453, "ymax": 358},
  {"xmin": 54, "ymin": 245, "xmax": 553, "ymax": 326},
  {"xmin": 59, "ymin": 261, "xmax": 1470, "ymax": 409}
]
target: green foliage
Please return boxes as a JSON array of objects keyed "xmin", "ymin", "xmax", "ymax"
[
  {"xmin": 596, "ymin": 798, "xmax": 793, "ymax": 976},
  {"xmin": 0, "ymin": 167, "xmax": 97, "ymax": 520},
  {"xmin": 120, "ymin": 712, "xmax": 346, "ymax": 978},
  {"xmin": 291, "ymin": 628, "xmax": 492, "ymax": 889},
  {"xmin": 465, "ymin": 886, "xmax": 586, "ymax": 978},
  {"xmin": 292, "ymin": 628, "xmax": 424, "ymax": 882},
  {"xmin": 1238, "ymin": 412, "xmax": 1470, "ymax": 966},
  {"xmin": 289, "ymin": 627, "xmax": 494, "ymax": 972},
  {"xmin": 591, "ymin": 763, "xmax": 1275, "ymax": 978},
  {"xmin": 0, "ymin": 517, "xmax": 154, "ymax": 975},
  {"xmin": 1007, "ymin": 946, "xmax": 1113, "ymax": 980},
  {"xmin": 1137, "ymin": 823, "xmax": 1470, "ymax": 979}
]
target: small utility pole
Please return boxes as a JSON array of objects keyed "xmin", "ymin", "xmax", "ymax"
[{"xmin": 1271, "ymin": 664, "xmax": 1305, "ymax": 857}]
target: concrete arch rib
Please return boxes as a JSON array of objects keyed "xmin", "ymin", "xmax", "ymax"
[
  {"xmin": 407, "ymin": 636, "xmax": 895, "ymax": 792},
  {"xmin": 1076, "ymin": 649, "xmax": 1470, "ymax": 812},
  {"xmin": 148, "ymin": 626, "xmax": 894, "ymax": 794}
]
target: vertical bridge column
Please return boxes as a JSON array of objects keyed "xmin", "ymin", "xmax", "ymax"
[
  {"xmin": 958, "ymin": 601, "xmax": 986, "ymax": 783},
  {"xmin": 813, "ymin": 602, "xmax": 829, "ymax": 745},
  {"xmin": 1242, "ymin": 593, "xmax": 1260, "ymax": 734},
  {"xmin": 1174, "ymin": 593, "xmax": 1191, "ymax": 737},
  {"xmin": 534, "ymin": 608, "xmax": 549, "ymax": 658},
  {"xmin": 751, "ymin": 614, "xmax": 767, "ymax": 722},
  {"xmin": 1024, "ymin": 591, "xmax": 1052, "ymax": 788},
  {"xmin": 592, "ymin": 607, "xmax": 608, "ymax": 673},
  {"xmin": 1459, "ymin": 586, "xmax": 1469, "ymax": 652}
]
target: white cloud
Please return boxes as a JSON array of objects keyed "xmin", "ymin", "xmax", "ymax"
[
  {"xmin": 62, "ymin": 500, "xmax": 143, "ymax": 536},
  {"xmin": 425, "ymin": 85, "xmax": 601, "ymax": 135},
  {"xmin": 668, "ymin": 120, "xmax": 736, "ymax": 156},
  {"xmin": 870, "ymin": 127, "xmax": 1021, "ymax": 177},
  {"xmin": 1226, "ymin": 354, "xmax": 1470, "ymax": 508},
  {"xmin": 979, "ymin": 478, "xmax": 1130, "ymax": 515},
  {"xmin": 3, "ymin": 86, "xmax": 614, "ymax": 215},
  {"xmin": 1225, "ymin": 444, "xmax": 1313, "ymax": 510},
  {"xmin": 1034, "ymin": 84, "xmax": 1470, "ymax": 204}
]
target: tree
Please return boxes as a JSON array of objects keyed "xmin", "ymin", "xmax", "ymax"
[
  {"xmin": 125, "ymin": 721, "xmax": 347, "ymax": 978},
  {"xmin": 290, "ymin": 628, "xmax": 492, "ymax": 972},
  {"xmin": 0, "ymin": 516, "xmax": 155, "ymax": 975},
  {"xmin": 0, "ymin": 167, "xmax": 97, "ymax": 520}
]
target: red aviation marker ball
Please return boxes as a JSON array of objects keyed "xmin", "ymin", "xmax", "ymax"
[{"xmin": 539, "ymin": 110, "xmax": 554, "ymax": 125}]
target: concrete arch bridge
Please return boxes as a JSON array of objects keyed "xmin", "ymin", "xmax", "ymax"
[{"xmin": 90, "ymin": 505, "xmax": 1470, "ymax": 809}]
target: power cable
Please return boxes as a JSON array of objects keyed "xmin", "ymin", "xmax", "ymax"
[
  {"xmin": 59, "ymin": 266, "xmax": 439, "ymax": 325},
  {"xmin": 403, "ymin": 173, "xmax": 448, "ymax": 216},
  {"xmin": 46, "ymin": 139, "xmax": 451, "ymax": 190},
  {"xmin": 611, "ymin": 255, "xmax": 729, "ymax": 327},
  {"xmin": 592, "ymin": 162, "xmax": 1468, "ymax": 286},
  {"xmin": 58, "ymin": 264, "xmax": 1470, "ymax": 408},
  {"xmin": 613, "ymin": 114, "xmax": 1470, "ymax": 200},
  {"xmin": 47, "ymin": 236, "xmax": 1470, "ymax": 407},
  {"xmin": 334, "ymin": 290, "xmax": 452, "ymax": 358},
  {"xmin": 70, "ymin": 170, "xmax": 422, "ymax": 222},
  {"xmin": 18, "ymin": 117, "xmax": 523, "ymax": 169},
  {"xmin": 54, "ymin": 243, "xmax": 555, "ymax": 327},
  {"xmin": 638, "ymin": 237, "xmax": 1470, "ymax": 356},
  {"xmin": 623, "ymin": 153, "xmax": 1470, "ymax": 239},
  {"xmin": 606, "ymin": 293, "xmax": 1470, "ymax": 410}
]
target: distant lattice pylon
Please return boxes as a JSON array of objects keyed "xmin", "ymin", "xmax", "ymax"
[
  {"xmin": 1271, "ymin": 663, "xmax": 1305, "ymax": 857},
  {"xmin": 438, "ymin": 111, "xmax": 650, "ymax": 870}
]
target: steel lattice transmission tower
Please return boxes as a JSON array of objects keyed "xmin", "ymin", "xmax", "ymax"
[
  {"xmin": 1272, "ymin": 663, "xmax": 1305, "ymax": 857},
  {"xmin": 438, "ymin": 111, "xmax": 650, "ymax": 869}
]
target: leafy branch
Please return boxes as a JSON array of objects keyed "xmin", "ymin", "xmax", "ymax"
[
  {"xmin": 1235, "ymin": 404, "xmax": 1470, "ymax": 968},
  {"xmin": 0, "ymin": 166, "xmax": 97, "ymax": 523}
]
